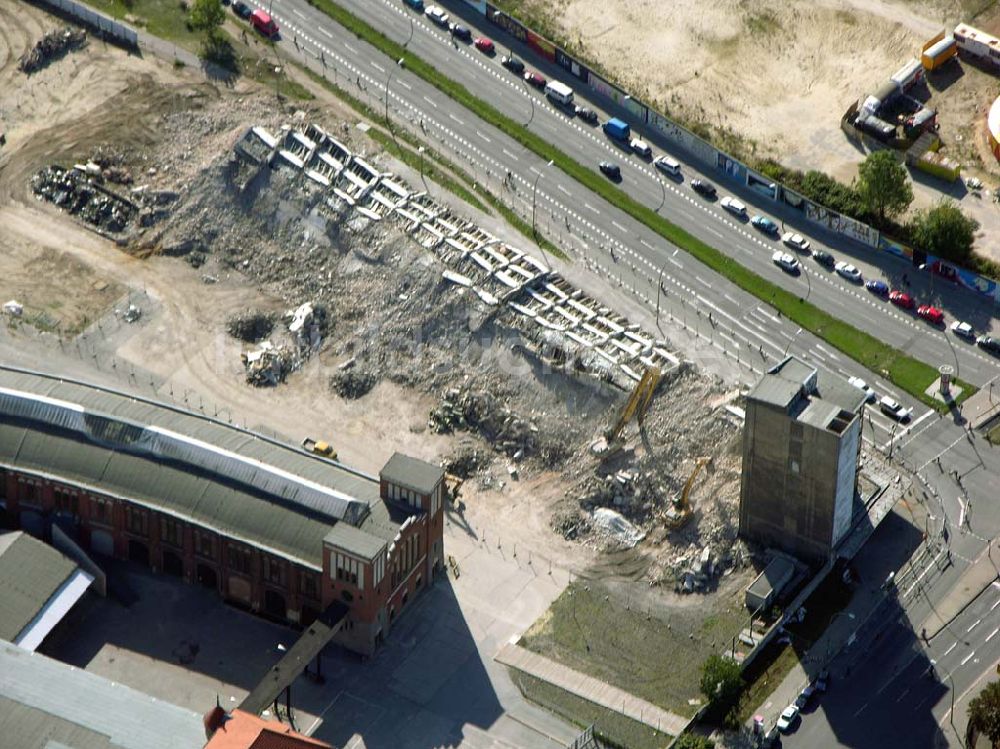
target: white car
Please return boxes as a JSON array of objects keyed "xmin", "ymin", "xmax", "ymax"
[
  {"xmin": 879, "ymin": 396, "xmax": 911, "ymax": 422},
  {"xmin": 425, "ymin": 5, "xmax": 449, "ymax": 25},
  {"xmin": 781, "ymin": 232, "xmax": 810, "ymax": 253},
  {"xmin": 721, "ymin": 196, "xmax": 747, "ymax": 217},
  {"xmin": 772, "ymin": 251, "xmax": 800, "ymax": 273},
  {"xmin": 848, "ymin": 376, "xmax": 876, "ymax": 403},
  {"xmin": 630, "ymin": 138, "xmax": 652, "ymax": 159},
  {"xmin": 835, "ymin": 261, "xmax": 862, "ymax": 282},
  {"xmin": 776, "ymin": 703, "xmax": 800, "ymax": 733},
  {"xmin": 950, "ymin": 320, "xmax": 975, "ymax": 340},
  {"xmin": 653, "ymin": 154, "xmax": 681, "ymax": 175}
]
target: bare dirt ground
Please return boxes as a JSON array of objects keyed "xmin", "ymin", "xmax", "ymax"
[{"xmin": 517, "ymin": 0, "xmax": 1000, "ymax": 257}]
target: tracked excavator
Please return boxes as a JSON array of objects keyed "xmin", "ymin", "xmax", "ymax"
[
  {"xmin": 591, "ymin": 366, "xmax": 662, "ymax": 458},
  {"xmin": 666, "ymin": 456, "xmax": 712, "ymax": 529}
]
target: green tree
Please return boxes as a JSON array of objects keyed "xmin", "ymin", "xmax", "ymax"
[
  {"xmin": 968, "ymin": 680, "xmax": 1000, "ymax": 746},
  {"xmin": 909, "ymin": 200, "xmax": 979, "ymax": 264},
  {"xmin": 856, "ymin": 150, "xmax": 913, "ymax": 225},
  {"xmin": 673, "ymin": 734, "xmax": 715, "ymax": 749},
  {"xmin": 700, "ymin": 654, "xmax": 743, "ymax": 705},
  {"xmin": 189, "ymin": 0, "xmax": 226, "ymax": 42}
]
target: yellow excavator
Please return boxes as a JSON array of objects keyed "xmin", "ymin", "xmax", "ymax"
[
  {"xmin": 591, "ymin": 366, "xmax": 662, "ymax": 458},
  {"xmin": 666, "ymin": 456, "xmax": 712, "ymax": 529}
]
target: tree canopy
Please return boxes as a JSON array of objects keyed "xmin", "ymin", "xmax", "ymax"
[
  {"xmin": 969, "ymin": 680, "xmax": 1000, "ymax": 746},
  {"xmin": 856, "ymin": 150, "xmax": 913, "ymax": 225},
  {"xmin": 189, "ymin": 0, "xmax": 226, "ymax": 38},
  {"xmin": 700, "ymin": 654, "xmax": 743, "ymax": 705},
  {"xmin": 908, "ymin": 200, "xmax": 979, "ymax": 264},
  {"xmin": 673, "ymin": 734, "xmax": 715, "ymax": 749}
]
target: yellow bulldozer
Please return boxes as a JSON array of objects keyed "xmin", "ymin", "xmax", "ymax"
[
  {"xmin": 591, "ymin": 366, "xmax": 662, "ymax": 459},
  {"xmin": 666, "ymin": 456, "xmax": 712, "ymax": 530}
]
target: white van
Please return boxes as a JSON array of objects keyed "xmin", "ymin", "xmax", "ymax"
[
  {"xmin": 544, "ymin": 80, "xmax": 574, "ymax": 107},
  {"xmin": 654, "ymin": 154, "xmax": 681, "ymax": 176}
]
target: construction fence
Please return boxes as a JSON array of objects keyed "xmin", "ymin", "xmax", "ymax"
[{"xmin": 466, "ymin": 2, "xmax": 1000, "ymax": 304}]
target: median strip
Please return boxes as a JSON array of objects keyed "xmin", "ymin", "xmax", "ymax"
[{"xmin": 303, "ymin": 0, "xmax": 974, "ymax": 408}]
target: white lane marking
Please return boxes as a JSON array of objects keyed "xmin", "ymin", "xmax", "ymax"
[
  {"xmin": 423, "ymin": 96, "xmax": 437, "ymax": 108},
  {"xmin": 584, "ymin": 203, "xmax": 600, "ymax": 215},
  {"xmin": 957, "ymin": 495, "xmax": 966, "ymax": 529},
  {"xmin": 557, "ymin": 184, "xmax": 570, "ymax": 196},
  {"xmin": 476, "ymin": 131, "xmax": 491, "ymax": 143},
  {"xmin": 345, "ymin": 42, "xmax": 357, "ymax": 54},
  {"xmin": 293, "ymin": 8, "xmax": 306, "ymax": 18},
  {"xmin": 611, "ymin": 220, "xmax": 628, "ymax": 234},
  {"xmin": 668, "ymin": 257, "xmax": 683, "ymax": 269},
  {"xmin": 895, "ymin": 688, "xmax": 910, "ymax": 703},
  {"xmin": 967, "ymin": 619, "xmax": 982, "ymax": 633},
  {"xmin": 960, "ymin": 651, "xmax": 975, "ymax": 666},
  {"xmin": 985, "ymin": 627, "xmax": 999, "ymax": 643},
  {"xmin": 502, "ymin": 148, "xmax": 518, "ymax": 161},
  {"xmin": 450, "ymin": 113, "xmax": 464, "ymax": 125},
  {"xmin": 991, "ymin": 597, "xmax": 1000, "ymax": 612},
  {"xmin": 853, "ymin": 702, "xmax": 869, "ymax": 718},
  {"xmin": 319, "ymin": 27, "xmax": 333, "ymax": 38},
  {"xmin": 640, "ymin": 239, "xmax": 655, "ymax": 251},
  {"xmin": 372, "ymin": 61, "xmax": 385, "ymax": 73},
  {"xmin": 705, "ymin": 226, "xmax": 723, "ymax": 239},
  {"xmin": 695, "ymin": 276, "xmax": 712, "ymax": 289},
  {"xmin": 397, "ymin": 80, "xmax": 411, "ymax": 90},
  {"xmin": 943, "ymin": 643, "xmax": 957, "ymax": 656}
]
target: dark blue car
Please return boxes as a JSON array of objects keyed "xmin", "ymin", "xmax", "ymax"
[
  {"xmin": 865, "ymin": 279, "xmax": 889, "ymax": 296},
  {"xmin": 403, "ymin": 0, "xmax": 424, "ymax": 9}
]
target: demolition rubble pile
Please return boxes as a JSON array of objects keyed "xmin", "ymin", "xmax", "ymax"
[
  {"xmin": 19, "ymin": 27, "xmax": 87, "ymax": 74},
  {"xmin": 226, "ymin": 310, "xmax": 276, "ymax": 343},
  {"xmin": 240, "ymin": 302, "xmax": 325, "ymax": 386}
]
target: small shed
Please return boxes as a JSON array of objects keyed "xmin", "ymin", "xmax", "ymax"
[{"xmin": 745, "ymin": 556, "xmax": 796, "ymax": 612}]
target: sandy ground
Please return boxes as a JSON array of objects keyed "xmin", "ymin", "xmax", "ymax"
[
  {"xmin": 0, "ymin": 0, "xmax": 601, "ymax": 580},
  {"xmin": 520, "ymin": 0, "xmax": 1000, "ymax": 258}
]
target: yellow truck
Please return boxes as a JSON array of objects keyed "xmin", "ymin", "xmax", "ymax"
[{"xmin": 301, "ymin": 438, "xmax": 337, "ymax": 460}]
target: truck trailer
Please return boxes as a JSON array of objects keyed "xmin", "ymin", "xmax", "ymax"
[{"xmin": 602, "ymin": 117, "xmax": 631, "ymax": 142}]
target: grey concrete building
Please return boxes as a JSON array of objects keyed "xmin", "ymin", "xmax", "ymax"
[{"xmin": 738, "ymin": 356, "xmax": 865, "ymax": 561}]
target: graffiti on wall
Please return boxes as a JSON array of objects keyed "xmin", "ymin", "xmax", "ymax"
[
  {"xmin": 485, "ymin": 6, "xmax": 527, "ymax": 43},
  {"xmin": 555, "ymin": 49, "xmax": 589, "ymax": 82},
  {"xmin": 525, "ymin": 29, "xmax": 556, "ymax": 61},
  {"xmin": 747, "ymin": 170, "xmax": 778, "ymax": 200},
  {"xmin": 877, "ymin": 235, "xmax": 912, "ymax": 261},
  {"xmin": 718, "ymin": 154, "xmax": 747, "ymax": 183}
]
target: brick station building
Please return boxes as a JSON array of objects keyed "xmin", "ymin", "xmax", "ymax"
[{"xmin": 0, "ymin": 366, "xmax": 445, "ymax": 655}]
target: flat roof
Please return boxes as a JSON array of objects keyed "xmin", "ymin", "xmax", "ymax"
[
  {"xmin": 0, "ymin": 532, "xmax": 79, "ymax": 646},
  {"xmin": 748, "ymin": 356, "xmax": 864, "ymax": 431},
  {"xmin": 747, "ymin": 556, "xmax": 796, "ymax": 599},
  {"xmin": 0, "ymin": 641, "xmax": 205, "ymax": 749},
  {"xmin": 380, "ymin": 452, "xmax": 444, "ymax": 496},
  {"xmin": 0, "ymin": 367, "xmax": 402, "ymax": 568}
]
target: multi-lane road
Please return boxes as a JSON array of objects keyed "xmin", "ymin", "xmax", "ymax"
[
  {"xmin": 251, "ymin": 0, "xmax": 1000, "ymax": 451},
  {"xmin": 233, "ymin": 1, "xmax": 1000, "ymax": 744}
]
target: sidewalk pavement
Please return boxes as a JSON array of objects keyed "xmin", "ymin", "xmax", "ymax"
[
  {"xmin": 921, "ymin": 543, "xmax": 1000, "ymax": 640},
  {"xmin": 494, "ymin": 641, "xmax": 689, "ymax": 737}
]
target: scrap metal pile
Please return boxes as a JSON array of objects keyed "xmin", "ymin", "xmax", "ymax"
[
  {"xmin": 19, "ymin": 27, "xmax": 87, "ymax": 74},
  {"xmin": 31, "ymin": 165, "xmax": 137, "ymax": 233}
]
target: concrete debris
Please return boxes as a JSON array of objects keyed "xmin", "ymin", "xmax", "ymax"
[
  {"xmin": 3, "ymin": 301, "xmax": 23, "ymax": 317},
  {"xmin": 227, "ymin": 310, "xmax": 276, "ymax": 343},
  {"xmin": 120, "ymin": 304, "xmax": 141, "ymax": 323},
  {"xmin": 241, "ymin": 341, "xmax": 296, "ymax": 387},
  {"xmin": 591, "ymin": 507, "xmax": 646, "ymax": 549},
  {"xmin": 329, "ymin": 368, "xmax": 378, "ymax": 399},
  {"xmin": 19, "ymin": 27, "xmax": 86, "ymax": 74}
]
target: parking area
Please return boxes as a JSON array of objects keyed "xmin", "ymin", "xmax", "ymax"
[{"xmin": 41, "ymin": 526, "xmax": 575, "ymax": 749}]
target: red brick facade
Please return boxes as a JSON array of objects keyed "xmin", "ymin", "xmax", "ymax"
[{"xmin": 0, "ymin": 462, "xmax": 445, "ymax": 655}]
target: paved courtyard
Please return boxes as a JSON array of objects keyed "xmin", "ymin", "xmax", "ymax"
[{"xmin": 43, "ymin": 525, "xmax": 576, "ymax": 749}]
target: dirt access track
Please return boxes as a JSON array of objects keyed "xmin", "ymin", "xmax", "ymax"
[{"xmin": 520, "ymin": 0, "xmax": 970, "ymax": 170}]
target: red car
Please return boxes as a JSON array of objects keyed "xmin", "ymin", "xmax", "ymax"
[
  {"xmin": 474, "ymin": 37, "xmax": 495, "ymax": 54},
  {"xmin": 524, "ymin": 70, "xmax": 546, "ymax": 88},
  {"xmin": 889, "ymin": 290, "xmax": 914, "ymax": 309},
  {"xmin": 917, "ymin": 304, "xmax": 944, "ymax": 325}
]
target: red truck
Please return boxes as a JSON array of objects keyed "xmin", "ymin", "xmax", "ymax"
[{"xmin": 250, "ymin": 9, "xmax": 279, "ymax": 38}]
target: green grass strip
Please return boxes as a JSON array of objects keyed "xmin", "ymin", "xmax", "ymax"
[{"xmin": 302, "ymin": 0, "xmax": 976, "ymax": 408}]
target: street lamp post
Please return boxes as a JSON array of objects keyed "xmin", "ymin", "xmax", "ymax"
[
  {"xmin": 801, "ymin": 264, "xmax": 812, "ymax": 302},
  {"xmin": 417, "ymin": 146, "xmax": 428, "ymax": 192},
  {"xmin": 655, "ymin": 173, "xmax": 666, "ymax": 213},
  {"xmin": 521, "ymin": 75, "xmax": 536, "ymax": 128},
  {"xmin": 384, "ymin": 57, "xmax": 405, "ymax": 130},
  {"xmin": 656, "ymin": 259, "xmax": 668, "ymax": 329},
  {"xmin": 532, "ymin": 160, "xmax": 554, "ymax": 239}
]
